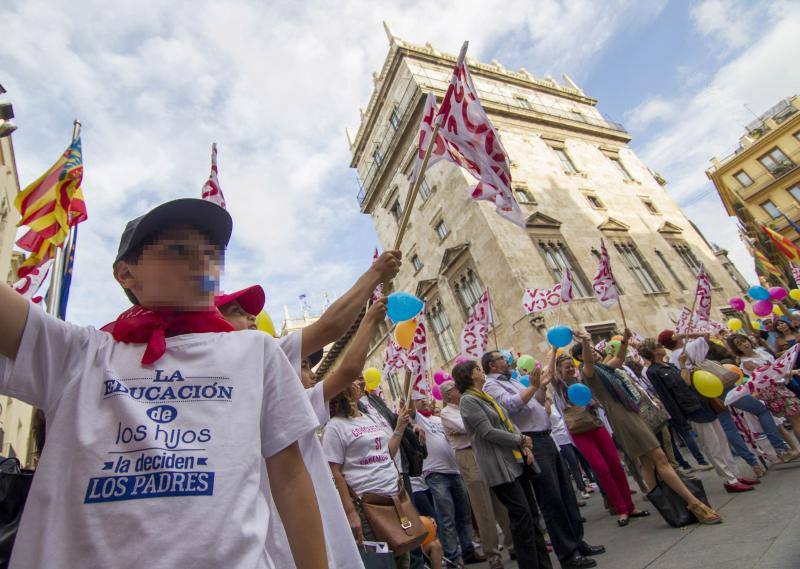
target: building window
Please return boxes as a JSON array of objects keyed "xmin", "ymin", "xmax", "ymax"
[
  {"xmin": 758, "ymin": 147, "xmax": 793, "ymax": 174},
  {"xmin": 373, "ymin": 145, "xmax": 384, "ymax": 167},
  {"xmin": 551, "ymin": 147, "xmax": 578, "ymax": 174},
  {"xmin": 641, "ymin": 199, "xmax": 659, "ymax": 214},
  {"xmin": 411, "ymin": 254, "xmax": 423, "ymax": 272},
  {"xmin": 584, "ymin": 322, "xmax": 618, "ymax": 345},
  {"xmin": 610, "ymin": 157, "xmax": 634, "ymax": 182},
  {"xmin": 428, "ymin": 299, "xmax": 458, "ymax": 361},
  {"xmin": 390, "ymin": 106, "xmax": 401, "ymax": 130},
  {"xmin": 733, "ymin": 170, "xmax": 754, "ymax": 188},
  {"xmin": 788, "ymin": 184, "xmax": 800, "ymax": 203},
  {"xmin": 513, "ymin": 183, "xmax": 535, "ymax": 204},
  {"xmin": 586, "ymin": 195, "xmax": 605, "ymax": 209},
  {"xmin": 613, "ymin": 241, "xmax": 664, "ymax": 294},
  {"xmin": 452, "ymin": 268, "xmax": 485, "ymax": 316},
  {"xmin": 654, "ymin": 249, "xmax": 686, "ymax": 291},
  {"xmin": 535, "ymin": 240, "xmax": 592, "ymax": 297},
  {"xmin": 390, "ymin": 199, "xmax": 403, "ymax": 222},
  {"xmin": 435, "ymin": 219, "xmax": 449, "ymax": 240},
  {"xmin": 419, "ymin": 178, "xmax": 433, "ymax": 202},
  {"xmin": 761, "ymin": 199, "xmax": 781, "ymax": 219},
  {"xmin": 514, "ymin": 95, "xmax": 533, "ymax": 110},
  {"xmin": 669, "ymin": 240, "xmax": 716, "ymax": 285}
]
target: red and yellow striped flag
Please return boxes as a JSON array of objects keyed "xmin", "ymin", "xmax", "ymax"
[
  {"xmin": 15, "ymin": 137, "xmax": 86, "ymax": 276},
  {"xmin": 753, "ymin": 248, "xmax": 782, "ymax": 278},
  {"xmin": 761, "ymin": 225, "xmax": 800, "ymax": 263}
]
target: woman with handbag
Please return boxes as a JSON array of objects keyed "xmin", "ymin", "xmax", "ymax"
[
  {"xmin": 452, "ymin": 360, "xmax": 554, "ymax": 569},
  {"xmin": 553, "ymin": 345, "xmax": 641, "ymax": 527},
  {"xmin": 324, "ymin": 384, "xmax": 430, "ymax": 569},
  {"xmin": 572, "ymin": 330, "xmax": 722, "ymax": 525}
]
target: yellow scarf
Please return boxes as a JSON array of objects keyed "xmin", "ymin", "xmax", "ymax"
[{"xmin": 466, "ymin": 388, "xmax": 522, "ymax": 460}]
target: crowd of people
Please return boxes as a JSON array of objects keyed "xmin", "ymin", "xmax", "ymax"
[{"xmin": 1, "ymin": 197, "xmax": 799, "ymax": 569}]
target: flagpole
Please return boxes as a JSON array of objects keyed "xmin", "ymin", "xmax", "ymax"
[
  {"xmin": 46, "ymin": 119, "xmax": 81, "ymax": 318},
  {"xmin": 384, "ymin": 41, "xmax": 469, "ymax": 293},
  {"xmin": 486, "ymin": 287, "xmax": 500, "ymax": 351}
]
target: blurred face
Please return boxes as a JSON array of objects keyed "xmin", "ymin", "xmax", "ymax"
[
  {"xmin": 653, "ymin": 343, "xmax": 667, "ymax": 360},
  {"xmin": 487, "ymin": 351, "xmax": 509, "ymax": 374},
  {"xmin": 559, "ymin": 358, "xmax": 577, "ymax": 380},
  {"xmin": 115, "ymin": 226, "xmax": 223, "ymax": 310},
  {"xmin": 472, "ymin": 365, "xmax": 487, "ymax": 390},
  {"xmin": 354, "ymin": 375, "xmax": 366, "ymax": 398},
  {"xmin": 219, "ymin": 300, "xmax": 257, "ymax": 331},
  {"xmin": 443, "ymin": 387, "xmax": 460, "ymax": 406},
  {"xmin": 300, "ymin": 359, "xmax": 316, "ymax": 389},
  {"xmin": 776, "ymin": 320, "xmax": 791, "ymax": 334},
  {"xmin": 733, "ymin": 336, "xmax": 753, "ymax": 352}
]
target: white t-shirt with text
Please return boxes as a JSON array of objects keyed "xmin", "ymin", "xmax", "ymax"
[
  {"xmin": 323, "ymin": 414, "xmax": 400, "ymax": 497},
  {"xmin": 0, "ymin": 303, "xmax": 318, "ymax": 569},
  {"xmin": 415, "ymin": 413, "xmax": 459, "ymax": 477},
  {"xmin": 267, "ymin": 332, "xmax": 364, "ymax": 569}
]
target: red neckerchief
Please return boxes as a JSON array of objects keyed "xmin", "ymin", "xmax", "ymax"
[
  {"xmin": 418, "ymin": 409, "xmax": 433, "ymax": 418},
  {"xmin": 101, "ymin": 305, "xmax": 234, "ymax": 364}
]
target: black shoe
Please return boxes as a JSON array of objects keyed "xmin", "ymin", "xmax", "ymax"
[
  {"xmin": 462, "ymin": 551, "xmax": 486, "ymax": 565},
  {"xmin": 578, "ymin": 542, "xmax": 606, "ymax": 556},
  {"xmin": 561, "ymin": 554, "xmax": 598, "ymax": 569}
]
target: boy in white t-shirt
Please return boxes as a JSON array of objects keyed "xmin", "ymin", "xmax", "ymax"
[
  {"xmin": 218, "ymin": 283, "xmax": 391, "ymax": 568},
  {"xmin": 0, "ymin": 198, "xmax": 326, "ymax": 569}
]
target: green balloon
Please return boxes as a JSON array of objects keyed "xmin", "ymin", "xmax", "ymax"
[{"xmin": 517, "ymin": 354, "xmax": 536, "ymax": 374}]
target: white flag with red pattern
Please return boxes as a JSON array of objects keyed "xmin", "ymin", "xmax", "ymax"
[
  {"xmin": 383, "ymin": 338, "xmax": 407, "ymax": 376},
  {"xmin": 407, "ymin": 314, "xmax": 431, "ymax": 401},
  {"xmin": 11, "ymin": 259, "xmax": 52, "ymax": 304},
  {"xmin": 460, "ymin": 289, "xmax": 492, "ymax": 358},
  {"xmin": 433, "ymin": 46, "xmax": 525, "ymax": 227},
  {"xmin": 523, "ymin": 282, "xmax": 563, "ymax": 314},
  {"xmin": 201, "ymin": 143, "xmax": 227, "ymax": 209},
  {"xmin": 693, "ymin": 265, "xmax": 712, "ymax": 325},
  {"xmin": 560, "ymin": 269, "xmax": 575, "ymax": 303},
  {"xmin": 591, "ymin": 240, "xmax": 619, "ymax": 309},
  {"xmin": 675, "ymin": 306, "xmax": 692, "ymax": 335},
  {"xmin": 726, "ymin": 344, "xmax": 800, "ymax": 405},
  {"xmin": 791, "ymin": 263, "xmax": 800, "ymax": 288}
]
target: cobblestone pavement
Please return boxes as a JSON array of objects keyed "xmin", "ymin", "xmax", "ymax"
[{"xmin": 468, "ymin": 459, "xmax": 800, "ymax": 569}]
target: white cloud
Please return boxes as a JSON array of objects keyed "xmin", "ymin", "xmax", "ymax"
[
  {"xmin": 690, "ymin": 0, "xmax": 770, "ymax": 53},
  {"xmin": 0, "ymin": 0, "xmax": 668, "ymax": 327},
  {"xmin": 625, "ymin": 97, "xmax": 676, "ymax": 132},
  {"xmin": 633, "ymin": 1, "xmax": 800, "ymax": 283}
]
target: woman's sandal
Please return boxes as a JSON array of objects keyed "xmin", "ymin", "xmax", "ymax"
[
  {"xmin": 617, "ymin": 516, "xmax": 630, "ymax": 527},
  {"xmin": 629, "ymin": 510, "xmax": 650, "ymax": 518},
  {"xmin": 687, "ymin": 502, "xmax": 722, "ymax": 525}
]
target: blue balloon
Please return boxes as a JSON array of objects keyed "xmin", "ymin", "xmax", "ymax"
[
  {"xmin": 748, "ymin": 285, "xmax": 770, "ymax": 301},
  {"xmin": 547, "ymin": 325, "xmax": 574, "ymax": 348},
  {"xmin": 567, "ymin": 383, "xmax": 592, "ymax": 406},
  {"xmin": 500, "ymin": 349, "xmax": 514, "ymax": 365},
  {"xmin": 519, "ymin": 375, "xmax": 531, "ymax": 387},
  {"xmin": 511, "ymin": 369, "xmax": 519, "ymax": 380},
  {"xmin": 386, "ymin": 292, "xmax": 424, "ymax": 323}
]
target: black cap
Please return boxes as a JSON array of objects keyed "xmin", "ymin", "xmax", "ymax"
[{"xmin": 115, "ymin": 198, "xmax": 233, "ymax": 264}]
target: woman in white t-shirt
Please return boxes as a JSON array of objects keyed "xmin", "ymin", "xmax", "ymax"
[{"xmin": 324, "ymin": 384, "xmax": 412, "ymax": 569}]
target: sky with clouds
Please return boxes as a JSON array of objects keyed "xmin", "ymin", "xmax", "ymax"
[{"xmin": 2, "ymin": 0, "xmax": 798, "ymax": 328}]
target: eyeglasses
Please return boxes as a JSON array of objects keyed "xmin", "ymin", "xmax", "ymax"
[{"xmin": 150, "ymin": 241, "xmax": 223, "ymax": 263}]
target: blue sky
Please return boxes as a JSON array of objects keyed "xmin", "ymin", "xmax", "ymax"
[{"xmin": 2, "ymin": 0, "xmax": 798, "ymax": 328}]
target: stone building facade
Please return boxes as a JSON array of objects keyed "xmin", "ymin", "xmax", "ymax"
[{"xmin": 321, "ymin": 31, "xmax": 747, "ymax": 404}]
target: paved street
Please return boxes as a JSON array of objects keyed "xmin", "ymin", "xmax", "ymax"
[{"xmin": 473, "ymin": 459, "xmax": 800, "ymax": 569}]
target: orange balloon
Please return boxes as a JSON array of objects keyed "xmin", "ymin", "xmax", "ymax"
[
  {"xmin": 723, "ymin": 363, "xmax": 744, "ymax": 384},
  {"xmin": 395, "ymin": 318, "xmax": 417, "ymax": 349},
  {"xmin": 420, "ymin": 515, "xmax": 437, "ymax": 545}
]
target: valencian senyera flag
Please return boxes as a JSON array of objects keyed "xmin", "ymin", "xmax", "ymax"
[
  {"xmin": 201, "ymin": 143, "xmax": 227, "ymax": 208},
  {"xmin": 15, "ymin": 137, "xmax": 87, "ymax": 277}
]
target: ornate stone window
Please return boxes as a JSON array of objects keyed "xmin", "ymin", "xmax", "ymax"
[
  {"xmin": 452, "ymin": 267, "xmax": 484, "ymax": 316},
  {"xmin": 612, "ymin": 240, "xmax": 664, "ymax": 294},
  {"xmin": 609, "ymin": 157, "xmax": 634, "ymax": 182},
  {"xmin": 427, "ymin": 298, "xmax": 458, "ymax": 361},
  {"xmin": 669, "ymin": 239, "xmax": 717, "ymax": 285},
  {"xmin": 536, "ymin": 240, "xmax": 592, "ymax": 297},
  {"xmin": 551, "ymin": 146, "xmax": 578, "ymax": 174},
  {"xmin": 654, "ymin": 249, "xmax": 687, "ymax": 291}
]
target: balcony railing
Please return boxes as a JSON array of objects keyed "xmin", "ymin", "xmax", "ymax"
[{"xmin": 738, "ymin": 147, "xmax": 800, "ymax": 202}]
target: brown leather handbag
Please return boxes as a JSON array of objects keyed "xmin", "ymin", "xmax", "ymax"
[
  {"xmin": 563, "ymin": 406, "xmax": 602, "ymax": 435},
  {"xmin": 356, "ymin": 478, "xmax": 428, "ymax": 555}
]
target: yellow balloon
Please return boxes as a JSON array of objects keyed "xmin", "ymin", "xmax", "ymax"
[
  {"xmin": 751, "ymin": 320, "xmax": 761, "ymax": 330},
  {"xmin": 791, "ymin": 289, "xmax": 800, "ymax": 301},
  {"xmin": 611, "ymin": 335, "xmax": 624, "ymax": 342},
  {"xmin": 255, "ymin": 311, "xmax": 276, "ymax": 337},
  {"xmin": 727, "ymin": 317, "xmax": 743, "ymax": 331},
  {"xmin": 364, "ymin": 367, "xmax": 382, "ymax": 390},
  {"xmin": 394, "ymin": 318, "xmax": 417, "ymax": 350},
  {"xmin": 773, "ymin": 305, "xmax": 784, "ymax": 316},
  {"xmin": 693, "ymin": 370, "xmax": 723, "ymax": 398}
]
